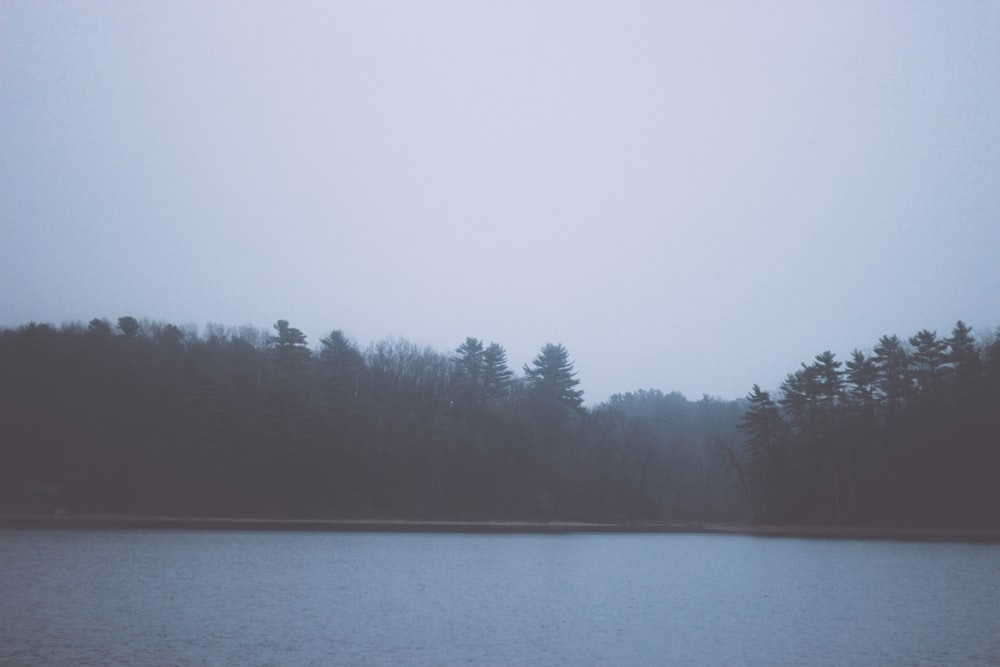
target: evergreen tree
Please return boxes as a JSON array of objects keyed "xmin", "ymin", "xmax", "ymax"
[
  {"xmin": 454, "ymin": 337, "xmax": 486, "ymax": 386},
  {"xmin": 524, "ymin": 343, "xmax": 584, "ymax": 412},
  {"xmin": 261, "ymin": 320, "xmax": 315, "ymax": 510},
  {"xmin": 873, "ymin": 334, "xmax": 910, "ymax": 418},
  {"xmin": 809, "ymin": 351, "xmax": 846, "ymax": 523},
  {"xmin": 909, "ymin": 329, "xmax": 947, "ymax": 407},
  {"xmin": 984, "ymin": 328, "xmax": 1000, "ymax": 401},
  {"xmin": 452, "ymin": 337, "xmax": 486, "ymax": 414},
  {"xmin": 482, "ymin": 343, "xmax": 513, "ymax": 400},
  {"xmin": 811, "ymin": 351, "xmax": 844, "ymax": 413},
  {"xmin": 318, "ymin": 330, "xmax": 364, "ymax": 403},
  {"xmin": 268, "ymin": 320, "xmax": 309, "ymax": 361},
  {"xmin": 779, "ymin": 364, "xmax": 819, "ymax": 433},
  {"xmin": 845, "ymin": 349, "xmax": 877, "ymax": 416},
  {"xmin": 945, "ymin": 320, "xmax": 981, "ymax": 409},
  {"xmin": 738, "ymin": 384, "xmax": 783, "ymax": 519}
]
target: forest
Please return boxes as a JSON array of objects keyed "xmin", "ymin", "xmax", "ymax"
[
  {"xmin": 0, "ymin": 318, "xmax": 745, "ymax": 522},
  {"xmin": 1, "ymin": 317, "xmax": 997, "ymax": 528},
  {"xmin": 739, "ymin": 321, "xmax": 1000, "ymax": 528}
]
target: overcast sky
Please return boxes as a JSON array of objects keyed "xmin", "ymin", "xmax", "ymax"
[{"xmin": 2, "ymin": 1, "xmax": 999, "ymax": 403}]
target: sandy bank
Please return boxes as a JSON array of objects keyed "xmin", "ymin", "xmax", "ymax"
[
  {"xmin": 2, "ymin": 513, "xmax": 999, "ymax": 542},
  {"xmin": 0, "ymin": 514, "xmax": 704, "ymax": 534},
  {"xmin": 710, "ymin": 523, "xmax": 1000, "ymax": 543}
]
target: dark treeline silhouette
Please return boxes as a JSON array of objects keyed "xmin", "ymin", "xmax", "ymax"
[
  {"xmin": 737, "ymin": 321, "xmax": 1000, "ymax": 528},
  {"xmin": 0, "ymin": 317, "xmax": 747, "ymax": 522}
]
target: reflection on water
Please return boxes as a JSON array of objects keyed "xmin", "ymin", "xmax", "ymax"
[{"xmin": 1, "ymin": 529, "xmax": 999, "ymax": 666}]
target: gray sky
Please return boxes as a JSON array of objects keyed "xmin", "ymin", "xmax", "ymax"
[{"xmin": 2, "ymin": 1, "xmax": 999, "ymax": 404}]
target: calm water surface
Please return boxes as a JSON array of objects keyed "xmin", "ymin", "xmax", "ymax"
[{"xmin": 1, "ymin": 529, "xmax": 998, "ymax": 666}]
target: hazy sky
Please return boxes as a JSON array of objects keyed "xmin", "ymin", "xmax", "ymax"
[{"xmin": 2, "ymin": 1, "xmax": 999, "ymax": 403}]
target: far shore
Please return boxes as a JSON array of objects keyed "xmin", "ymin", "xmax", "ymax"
[{"xmin": 2, "ymin": 513, "xmax": 999, "ymax": 542}]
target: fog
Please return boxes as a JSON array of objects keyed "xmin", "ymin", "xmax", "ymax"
[{"xmin": 2, "ymin": 1, "xmax": 999, "ymax": 402}]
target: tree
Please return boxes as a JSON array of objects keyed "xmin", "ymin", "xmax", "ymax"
[
  {"xmin": 946, "ymin": 321, "xmax": 977, "ymax": 366},
  {"xmin": 265, "ymin": 320, "xmax": 313, "ymax": 399},
  {"xmin": 318, "ymin": 330, "xmax": 364, "ymax": 403},
  {"xmin": 811, "ymin": 351, "xmax": 844, "ymax": 413},
  {"xmin": 945, "ymin": 320, "xmax": 981, "ymax": 409},
  {"xmin": 524, "ymin": 343, "xmax": 584, "ymax": 412},
  {"xmin": 268, "ymin": 320, "xmax": 308, "ymax": 355},
  {"xmin": 521, "ymin": 343, "xmax": 584, "ymax": 516},
  {"xmin": 842, "ymin": 348, "xmax": 879, "ymax": 520},
  {"xmin": 779, "ymin": 355, "xmax": 849, "ymax": 523},
  {"xmin": 984, "ymin": 327, "xmax": 1000, "ymax": 401},
  {"xmin": 482, "ymin": 343, "xmax": 513, "ymax": 400},
  {"xmin": 315, "ymin": 329, "xmax": 367, "ymax": 510},
  {"xmin": 260, "ymin": 320, "xmax": 316, "ymax": 509},
  {"xmin": 452, "ymin": 337, "xmax": 486, "ymax": 414},
  {"xmin": 88, "ymin": 318, "xmax": 113, "ymax": 336},
  {"xmin": 156, "ymin": 323, "xmax": 185, "ymax": 348},
  {"xmin": 809, "ymin": 351, "xmax": 847, "ymax": 523},
  {"xmin": 873, "ymin": 334, "xmax": 910, "ymax": 417},
  {"xmin": 845, "ymin": 349, "xmax": 877, "ymax": 416},
  {"xmin": 453, "ymin": 337, "xmax": 486, "ymax": 387},
  {"xmin": 738, "ymin": 384, "xmax": 783, "ymax": 519},
  {"xmin": 779, "ymin": 364, "xmax": 819, "ymax": 433},
  {"xmin": 909, "ymin": 329, "xmax": 947, "ymax": 407},
  {"xmin": 117, "ymin": 316, "xmax": 140, "ymax": 337}
]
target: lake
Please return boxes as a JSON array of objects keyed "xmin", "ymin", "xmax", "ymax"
[{"xmin": 1, "ymin": 529, "xmax": 998, "ymax": 666}]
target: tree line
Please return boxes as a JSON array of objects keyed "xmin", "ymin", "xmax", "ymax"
[
  {"xmin": 0, "ymin": 317, "xmax": 746, "ymax": 522},
  {"xmin": 737, "ymin": 321, "xmax": 1000, "ymax": 528},
  {"xmin": 5, "ymin": 316, "xmax": 996, "ymax": 528}
]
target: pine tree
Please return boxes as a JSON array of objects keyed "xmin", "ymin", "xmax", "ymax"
[
  {"xmin": 845, "ymin": 349, "xmax": 877, "ymax": 416},
  {"xmin": 453, "ymin": 338, "xmax": 486, "ymax": 391},
  {"xmin": 873, "ymin": 334, "xmax": 910, "ymax": 418},
  {"xmin": 738, "ymin": 384, "xmax": 782, "ymax": 519},
  {"xmin": 524, "ymin": 343, "xmax": 583, "ymax": 412},
  {"xmin": 482, "ymin": 343, "xmax": 513, "ymax": 400},
  {"xmin": 945, "ymin": 320, "xmax": 981, "ymax": 409},
  {"xmin": 909, "ymin": 329, "xmax": 947, "ymax": 407},
  {"xmin": 318, "ymin": 329, "xmax": 364, "ymax": 404}
]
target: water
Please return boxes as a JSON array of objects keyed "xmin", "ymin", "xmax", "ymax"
[{"xmin": 1, "ymin": 529, "xmax": 998, "ymax": 666}]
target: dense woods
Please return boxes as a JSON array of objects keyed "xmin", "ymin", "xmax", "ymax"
[
  {"xmin": 2, "ymin": 317, "xmax": 997, "ymax": 528},
  {"xmin": 0, "ymin": 318, "xmax": 745, "ymax": 522},
  {"xmin": 738, "ymin": 322, "xmax": 1000, "ymax": 528}
]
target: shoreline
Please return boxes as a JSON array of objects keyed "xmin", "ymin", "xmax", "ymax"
[{"xmin": 2, "ymin": 513, "xmax": 999, "ymax": 542}]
